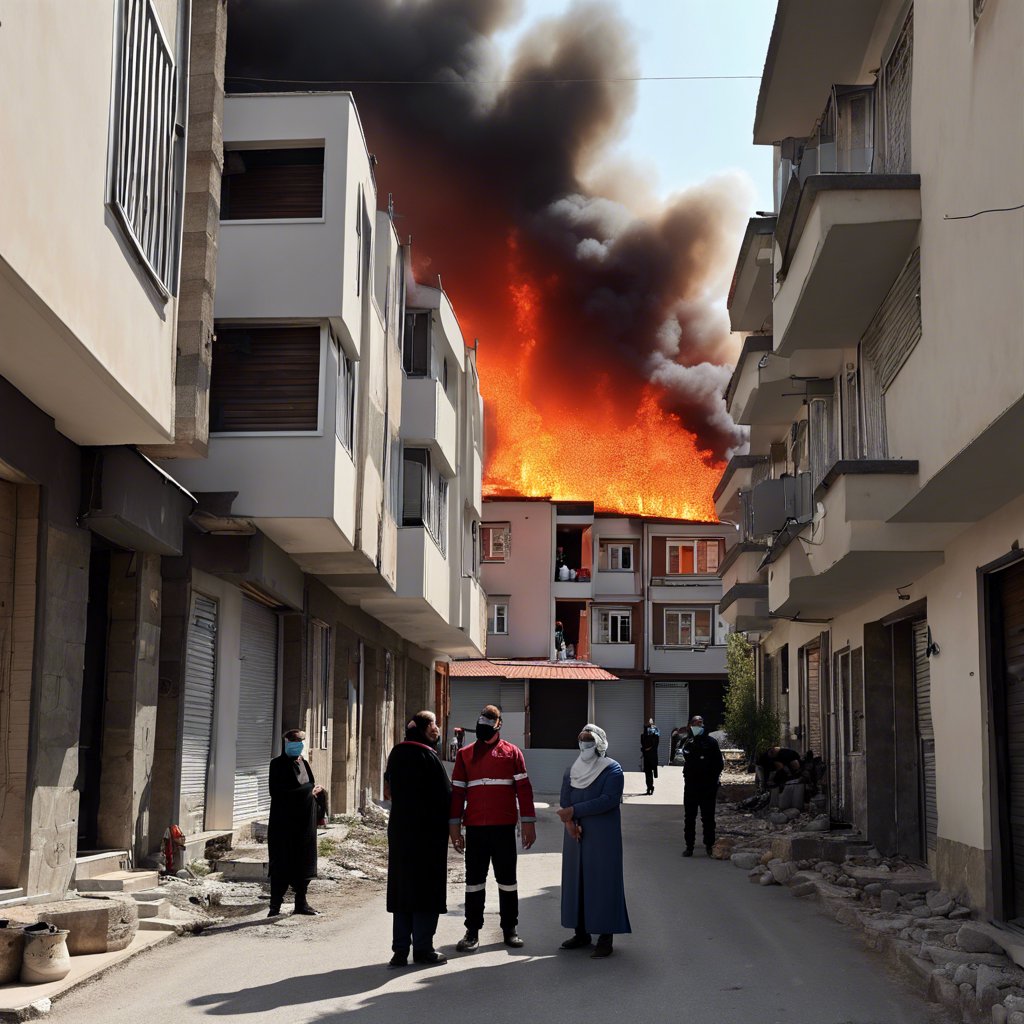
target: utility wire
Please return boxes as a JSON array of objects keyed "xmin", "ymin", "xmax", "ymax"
[
  {"xmin": 944, "ymin": 203, "xmax": 1024, "ymax": 221},
  {"xmin": 227, "ymin": 73, "xmax": 762, "ymax": 86}
]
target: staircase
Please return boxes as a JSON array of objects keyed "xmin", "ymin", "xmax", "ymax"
[{"xmin": 73, "ymin": 850, "xmax": 159, "ymax": 894}]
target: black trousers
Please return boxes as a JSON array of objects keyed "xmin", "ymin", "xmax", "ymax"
[
  {"xmin": 392, "ymin": 912, "xmax": 440, "ymax": 954},
  {"xmin": 644, "ymin": 765, "xmax": 657, "ymax": 791},
  {"xmin": 270, "ymin": 876, "xmax": 309, "ymax": 911},
  {"xmin": 464, "ymin": 825, "xmax": 518, "ymax": 932},
  {"xmin": 684, "ymin": 778, "xmax": 718, "ymax": 851}
]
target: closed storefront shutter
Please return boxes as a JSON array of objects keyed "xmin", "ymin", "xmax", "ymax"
[
  {"xmin": 913, "ymin": 619, "xmax": 937, "ymax": 853},
  {"xmin": 594, "ymin": 680, "xmax": 645, "ymax": 769},
  {"xmin": 234, "ymin": 598, "xmax": 279, "ymax": 824},
  {"xmin": 447, "ymin": 681, "xmax": 501, "ymax": 755},
  {"xmin": 655, "ymin": 682, "xmax": 690, "ymax": 764},
  {"xmin": 181, "ymin": 593, "xmax": 217, "ymax": 834}
]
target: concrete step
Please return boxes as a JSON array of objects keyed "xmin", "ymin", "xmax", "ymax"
[
  {"xmin": 75, "ymin": 870, "xmax": 160, "ymax": 894},
  {"xmin": 0, "ymin": 887, "xmax": 25, "ymax": 908},
  {"xmin": 128, "ymin": 888, "xmax": 167, "ymax": 903},
  {"xmin": 73, "ymin": 850, "xmax": 130, "ymax": 881},
  {"xmin": 134, "ymin": 899, "xmax": 170, "ymax": 919},
  {"xmin": 217, "ymin": 855, "xmax": 268, "ymax": 882}
]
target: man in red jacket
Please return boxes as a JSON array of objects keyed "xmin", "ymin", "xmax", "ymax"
[{"xmin": 449, "ymin": 704, "xmax": 536, "ymax": 951}]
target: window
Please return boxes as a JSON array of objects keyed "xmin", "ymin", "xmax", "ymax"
[
  {"xmin": 596, "ymin": 609, "xmax": 631, "ymax": 644},
  {"xmin": 599, "ymin": 542, "xmax": 634, "ymax": 572},
  {"xmin": 385, "ymin": 432, "xmax": 401, "ymax": 521},
  {"xmin": 488, "ymin": 602, "xmax": 509, "ymax": 635},
  {"xmin": 402, "ymin": 448, "xmax": 449, "ymax": 555},
  {"xmin": 310, "ymin": 621, "xmax": 331, "ymax": 749},
  {"xmin": 356, "ymin": 190, "xmax": 373, "ymax": 298},
  {"xmin": 221, "ymin": 147, "xmax": 325, "ymax": 220},
  {"xmin": 211, "ymin": 326, "xmax": 320, "ymax": 432},
  {"xmin": 666, "ymin": 538, "xmax": 722, "ymax": 575},
  {"xmin": 403, "ymin": 310, "xmax": 431, "ymax": 376},
  {"xmin": 481, "ymin": 523, "xmax": 510, "ymax": 562},
  {"xmin": 335, "ymin": 339, "xmax": 356, "ymax": 452},
  {"xmin": 663, "ymin": 608, "xmax": 713, "ymax": 647},
  {"xmin": 108, "ymin": 0, "xmax": 184, "ymax": 293}
]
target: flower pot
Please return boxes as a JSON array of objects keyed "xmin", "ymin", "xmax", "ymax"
[{"xmin": 20, "ymin": 926, "xmax": 71, "ymax": 984}]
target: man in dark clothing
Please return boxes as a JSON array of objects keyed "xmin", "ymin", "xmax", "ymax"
[
  {"xmin": 268, "ymin": 729, "xmax": 322, "ymax": 916},
  {"xmin": 758, "ymin": 745, "xmax": 802, "ymax": 790},
  {"xmin": 384, "ymin": 711, "xmax": 451, "ymax": 968},
  {"xmin": 640, "ymin": 718, "xmax": 660, "ymax": 795},
  {"xmin": 681, "ymin": 715, "xmax": 724, "ymax": 857}
]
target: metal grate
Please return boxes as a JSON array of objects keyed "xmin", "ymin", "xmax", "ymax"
[
  {"xmin": 181, "ymin": 594, "xmax": 217, "ymax": 833},
  {"xmin": 862, "ymin": 248, "xmax": 922, "ymax": 394},
  {"xmin": 882, "ymin": 8, "xmax": 914, "ymax": 174},
  {"xmin": 109, "ymin": 0, "xmax": 182, "ymax": 293}
]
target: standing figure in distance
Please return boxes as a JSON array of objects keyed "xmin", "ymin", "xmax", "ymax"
[
  {"xmin": 681, "ymin": 715, "xmax": 724, "ymax": 858},
  {"xmin": 449, "ymin": 705, "xmax": 536, "ymax": 952},
  {"xmin": 558, "ymin": 723, "xmax": 631, "ymax": 959},
  {"xmin": 640, "ymin": 718, "xmax": 660, "ymax": 795},
  {"xmin": 384, "ymin": 711, "xmax": 451, "ymax": 968},
  {"xmin": 267, "ymin": 729, "xmax": 323, "ymax": 916}
]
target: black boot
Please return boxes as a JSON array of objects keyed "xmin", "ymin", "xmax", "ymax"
[
  {"xmin": 388, "ymin": 951, "xmax": 409, "ymax": 969},
  {"xmin": 503, "ymin": 929, "xmax": 524, "ymax": 948},
  {"xmin": 560, "ymin": 932, "xmax": 592, "ymax": 950},
  {"xmin": 591, "ymin": 935, "xmax": 614, "ymax": 959},
  {"xmin": 413, "ymin": 950, "xmax": 448, "ymax": 966},
  {"xmin": 682, "ymin": 847, "xmax": 694, "ymax": 857},
  {"xmin": 456, "ymin": 930, "xmax": 479, "ymax": 952}
]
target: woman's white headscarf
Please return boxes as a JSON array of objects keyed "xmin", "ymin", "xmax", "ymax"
[{"xmin": 569, "ymin": 723, "xmax": 611, "ymax": 789}]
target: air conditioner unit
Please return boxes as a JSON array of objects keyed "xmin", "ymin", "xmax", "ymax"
[{"xmin": 751, "ymin": 473, "xmax": 814, "ymax": 536}]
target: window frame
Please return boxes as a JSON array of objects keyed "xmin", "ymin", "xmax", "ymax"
[
  {"xmin": 596, "ymin": 608, "xmax": 632, "ymax": 645},
  {"xmin": 665, "ymin": 538, "xmax": 723, "ymax": 576},
  {"xmin": 401, "ymin": 447, "xmax": 449, "ymax": 556},
  {"xmin": 219, "ymin": 145, "xmax": 327, "ymax": 223},
  {"xmin": 662, "ymin": 607, "xmax": 714, "ymax": 648},
  {"xmin": 481, "ymin": 523, "xmax": 510, "ymax": 563},
  {"xmin": 600, "ymin": 541, "xmax": 634, "ymax": 572},
  {"xmin": 487, "ymin": 601, "xmax": 509, "ymax": 636},
  {"xmin": 335, "ymin": 334, "xmax": 356, "ymax": 453}
]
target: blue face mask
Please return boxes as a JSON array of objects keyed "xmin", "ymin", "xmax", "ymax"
[
  {"xmin": 284, "ymin": 740, "xmax": 304, "ymax": 757},
  {"xmin": 690, "ymin": 726, "xmax": 704, "ymax": 737}
]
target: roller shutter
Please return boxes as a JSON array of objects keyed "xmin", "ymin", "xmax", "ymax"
[
  {"xmin": 498, "ymin": 682, "xmax": 526, "ymax": 751},
  {"xmin": 655, "ymin": 682, "xmax": 690, "ymax": 764},
  {"xmin": 594, "ymin": 680, "xmax": 645, "ymax": 768},
  {"xmin": 912, "ymin": 619, "xmax": 937, "ymax": 853},
  {"xmin": 447, "ymin": 680, "xmax": 500, "ymax": 756},
  {"xmin": 233, "ymin": 598, "xmax": 278, "ymax": 824},
  {"xmin": 181, "ymin": 593, "xmax": 217, "ymax": 833},
  {"xmin": 806, "ymin": 647, "xmax": 823, "ymax": 757}
]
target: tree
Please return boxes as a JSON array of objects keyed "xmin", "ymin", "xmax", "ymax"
[{"xmin": 723, "ymin": 632, "xmax": 779, "ymax": 762}]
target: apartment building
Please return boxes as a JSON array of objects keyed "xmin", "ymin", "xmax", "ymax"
[
  {"xmin": 454, "ymin": 498, "xmax": 730, "ymax": 790},
  {"xmin": 163, "ymin": 90, "xmax": 486, "ymax": 831},
  {"xmin": 721, "ymin": 0, "xmax": 1024, "ymax": 916}
]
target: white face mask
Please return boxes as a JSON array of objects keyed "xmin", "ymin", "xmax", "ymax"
[{"xmin": 578, "ymin": 740, "xmax": 598, "ymax": 761}]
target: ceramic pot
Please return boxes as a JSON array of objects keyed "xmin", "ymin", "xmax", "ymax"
[
  {"xmin": 20, "ymin": 926, "xmax": 71, "ymax": 984},
  {"xmin": 0, "ymin": 925, "xmax": 26, "ymax": 985}
]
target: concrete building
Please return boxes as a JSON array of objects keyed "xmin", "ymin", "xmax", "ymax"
[
  {"xmin": 453, "ymin": 498, "xmax": 730, "ymax": 790},
  {"xmin": 721, "ymin": 0, "xmax": 1024, "ymax": 916}
]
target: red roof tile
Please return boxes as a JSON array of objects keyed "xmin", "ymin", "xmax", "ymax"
[{"xmin": 448, "ymin": 659, "xmax": 618, "ymax": 681}]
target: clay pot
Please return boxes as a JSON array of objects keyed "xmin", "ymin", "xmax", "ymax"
[
  {"xmin": 0, "ymin": 924, "xmax": 26, "ymax": 985},
  {"xmin": 20, "ymin": 926, "xmax": 71, "ymax": 984}
]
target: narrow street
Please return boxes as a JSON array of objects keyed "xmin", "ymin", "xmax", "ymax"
[{"xmin": 50, "ymin": 773, "xmax": 946, "ymax": 1024}]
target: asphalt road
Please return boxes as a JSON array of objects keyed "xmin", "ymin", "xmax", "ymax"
[{"xmin": 51, "ymin": 770, "xmax": 948, "ymax": 1024}]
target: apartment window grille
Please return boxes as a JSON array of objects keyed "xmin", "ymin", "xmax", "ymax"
[
  {"xmin": 403, "ymin": 310, "xmax": 431, "ymax": 376},
  {"xmin": 402, "ymin": 448, "xmax": 448, "ymax": 555},
  {"xmin": 220, "ymin": 148, "xmax": 324, "ymax": 220},
  {"xmin": 861, "ymin": 248, "xmax": 922, "ymax": 394},
  {"xmin": 211, "ymin": 325, "xmax": 320, "ymax": 432},
  {"xmin": 108, "ymin": 0, "xmax": 184, "ymax": 294},
  {"xmin": 335, "ymin": 340, "xmax": 356, "ymax": 452},
  {"xmin": 596, "ymin": 609, "xmax": 631, "ymax": 644},
  {"xmin": 599, "ymin": 542, "xmax": 634, "ymax": 572},
  {"xmin": 663, "ymin": 608, "xmax": 713, "ymax": 648},
  {"xmin": 880, "ymin": 7, "xmax": 914, "ymax": 174},
  {"xmin": 310, "ymin": 621, "xmax": 331, "ymax": 749},
  {"xmin": 666, "ymin": 539, "xmax": 722, "ymax": 575},
  {"xmin": 808, "ymin": 390, "xmax": 839, "ymax": 492},
  {"xmin": 488, "ymin": 602, "xmax": 509, "ymax": 635},
  {"xmin": 481, "ymin": 523, "xmax": 510, "ymax": 562},
  {"xmin": 385, "ymin": 432, "xmax": 401, "ymax": 521}
]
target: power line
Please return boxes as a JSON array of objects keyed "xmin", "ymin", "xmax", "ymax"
[
  {"xmin": 227, "ymin": 73, "xmax": 762, "ymax": 87},
  {"xmin": 944, "ymin": 202, "xmax": 1024, "ymax": 221}
]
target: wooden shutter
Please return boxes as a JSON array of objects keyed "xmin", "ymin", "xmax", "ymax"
[
  {"xmin": 211, "ymin": 326, "xmax": 320, "ymax": 432},
  {"xmin": 221, "ymin": 148, "xmax": 324, "ymax": 220}
]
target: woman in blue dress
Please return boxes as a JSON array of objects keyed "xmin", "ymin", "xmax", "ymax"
[{"xmin": 557, "ymin": 723, "xmax": 631, "ymax": 959}]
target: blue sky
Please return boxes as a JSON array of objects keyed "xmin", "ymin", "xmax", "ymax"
[{"xmin": 495, "ymin": 0, "xmax": 777, "ymax": 213}]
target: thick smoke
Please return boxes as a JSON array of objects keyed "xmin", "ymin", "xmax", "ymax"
[{"xmin": 226, "ymin": 0, "xmax": 748, "ymax": 461}]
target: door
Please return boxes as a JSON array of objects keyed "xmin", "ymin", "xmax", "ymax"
[
  {"xmin": 181, "ymin": 593, "xmax": 217, "ymax": 834},
  {"xmin": 654, "ymin": 682, "xmax": 689, "ymax": 764},
  {"xmin": 913, "ymin": 619, "xmax": 937, "ymax": 856},
  {"xmin": 594, "ymin": 679, "xmax": 645, "ymax": 769},
  {"xmin": 233, "ymin": 598, "xmax": 279, "ymax": 823}
]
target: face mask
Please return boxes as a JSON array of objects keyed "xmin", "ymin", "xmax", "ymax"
[
  {"xmin": 285, "ymin": 740, "xmax": 304, "ymax": 757},
  {"xmin": 475, "ymin": 722, "xmax": 497, "ymax": 742},
  {"xmin": 578, "ymin": 740, "xmax": 597, "ymax": 761},
  {"xmin": 690, "ymin": 726, "xmax": 704, "ymax": 737}
]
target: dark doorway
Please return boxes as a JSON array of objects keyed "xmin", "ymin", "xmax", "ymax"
[
  {"xmin": 555, "ymin": 600, "xmax": 588, "ymax": 660},
  {"xmin": 528, "ymin": 680, "xmax": 588, "ymax": 748},
  {"xmin": 76, "ymin": 542, "xmax": 112, "ymax": 851}
]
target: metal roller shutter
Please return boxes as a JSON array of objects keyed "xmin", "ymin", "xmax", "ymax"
[
  {"xmin": 913, "ymin": 620, "xmax": 937, "ymax": 853},
  {"xmin": 234, "ymin": 598, "xmax": 278, "ymax": 824},
  {"xmin": 447, "ymin": 681, "xmax": 500, "ymax": 757},
  {"xmin": 655, "ymin": 682, "xmax": 690, "ymax": 765},
  {"xmin": 806, "ymin": 648, "xmax": 823, "ymax": 757},
  {"xmin": 498, "ymin": 682, "xmax": 526, "ymax": 751},
  {"xmin": 181, "ymin": 594, "xmax": 217, "ymax": 833},
  {"xmin": 594, "ymin": 680, "xmax": 645, "ymax": 769}
]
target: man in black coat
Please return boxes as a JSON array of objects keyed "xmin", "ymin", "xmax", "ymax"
[
  {"xmin": 384, "ymin": 711, "xmax": 452, "ymax": 968},
  {"xmin": 681, "ymin": 715, "xmax": 724, "ymax": 858},
  {"xmin": 268, "ymin": 728, "xmax": 322, "ymax": 916},
  {"xmin": 640, "ymin": 718, "xmax": 660, "ymax": 795}
]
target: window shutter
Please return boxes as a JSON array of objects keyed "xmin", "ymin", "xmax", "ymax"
[
  {"xmin": 221, "ymin": 148, "xmax": 325, "ymax": 220},
  {"xmin": 861, "ymin": 249, "xmax": 921, "ymax": 395},
  {"xmin": 402, "ymin": 450, "xmax": 427, "ymax": 526},
  {"xmin": 403, "ymin": 311, "xmax": 431, "ymax": 376},
  {"xmin": 211, "ymin": 326, "xmax": 320, "ymax": 432}
]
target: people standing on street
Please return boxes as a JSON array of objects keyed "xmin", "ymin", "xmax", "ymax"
[
  {"xmin": 449, "ymin": 705, "xmax": 537, "ymax": 952},
  {"xmin": 640, "ymin": 718, "xmax": 660, "ymax": 795},
  {"xmin": 383, "ymin": 711, "xmax": 451, "ymax": 968},
  {"xmin": 681, "ymin": 715, "xmax": 724, "ymax": 858},
  {"xmin": 267, "ymin": 729, "xmax": 323, "ymax": 917},
  {"xmin": 558, "ymin": 723, "xmax": 631, "ymax": 959}
]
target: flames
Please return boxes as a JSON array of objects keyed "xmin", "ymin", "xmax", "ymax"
[{"xmin": 469, "ymin": 240, "xmax": 724, "ymax": 522}]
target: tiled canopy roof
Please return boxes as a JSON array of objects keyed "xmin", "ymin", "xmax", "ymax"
[{"xmin": 447, "ymin": 659, "xmax": 618, "ymax": 681}]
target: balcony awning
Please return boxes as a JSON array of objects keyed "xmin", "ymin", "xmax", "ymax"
[{"xmin": 449, "ymin": 659, "xmax": 618, "ymax": 681}]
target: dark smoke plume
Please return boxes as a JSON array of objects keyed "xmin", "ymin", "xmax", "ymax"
[{"xmin": 226, "ymin": 0, "xmax": 749, "ymax": 461}]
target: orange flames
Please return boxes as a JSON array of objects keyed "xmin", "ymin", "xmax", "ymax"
[{"xmin": 468, "ymin": 242, "xmax": 723, "ymax": 521}]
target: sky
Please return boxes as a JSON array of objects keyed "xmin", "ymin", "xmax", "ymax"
[{"xmin": 494, "ymin": 0, "xmax": 777, "ymax": 214}]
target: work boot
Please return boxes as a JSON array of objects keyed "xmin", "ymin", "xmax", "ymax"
[
  {"xmin": 591, "ymin": 935, "xmax": 614, "ymax": 959},
  {"xmin": 503, "ymin": 929, "xmax": 524, "ymax": 948},
  {"xmin": 456, "ymin": 930, "xmax": 479, "ymax": 952},
  {"xmin": 267, "ymin": 906, "xmax": 282, "ymax": 918},
  {"xmin": 387, "ymin": 952, "xmax": 409, "ymax": 969},
  {"xmin": 560, "ymin": 932, "xmax": 592, "ymax": 950},
  {"xmin": 682, "ymin": 847, "xmax": 693, "ymax": 857},
  {"xmin": 293, "ymin": 904, "xmax": 320, "ymax": 916},
  {"xmin": 413, "ymin": 950, "xmax": 447, "ymax": 966}
]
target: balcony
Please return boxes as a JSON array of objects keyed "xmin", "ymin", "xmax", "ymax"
[
  {"xmin": 718, "ymin": 543, "xmax": 772, "ymax": 633},
  {"xmin": 589, "ymin": 642, "xmax": 637, "ymax": 671},
  {"xmin": 765, "ymin": 465, "xmax": 961, "ymax": 618},
  {"xmin": 460, "ymin": 575, "xmax": 487, "ymax": 655},
  {"xmin": 773, "ymin": 174, "xmax": 921, "ymax": 360},
  {"xmin": 648, "ymin": 645, "xmax": 727, "ymax": 676},
  {"xmin": 401, "ymin": 376, "xmax": 458, "ymax": 477},
  {"xmin": 714, "ymin": 454, "xmax": 767, "ymax": 525},
  {"xmin": 728, "ymin": 217, "xmax": 775, "ymax": 333}
]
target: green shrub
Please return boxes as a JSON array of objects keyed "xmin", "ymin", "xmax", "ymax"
[{"xmin": 723, "ymin": 632, "xmax": 780, "ymax": 762}]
